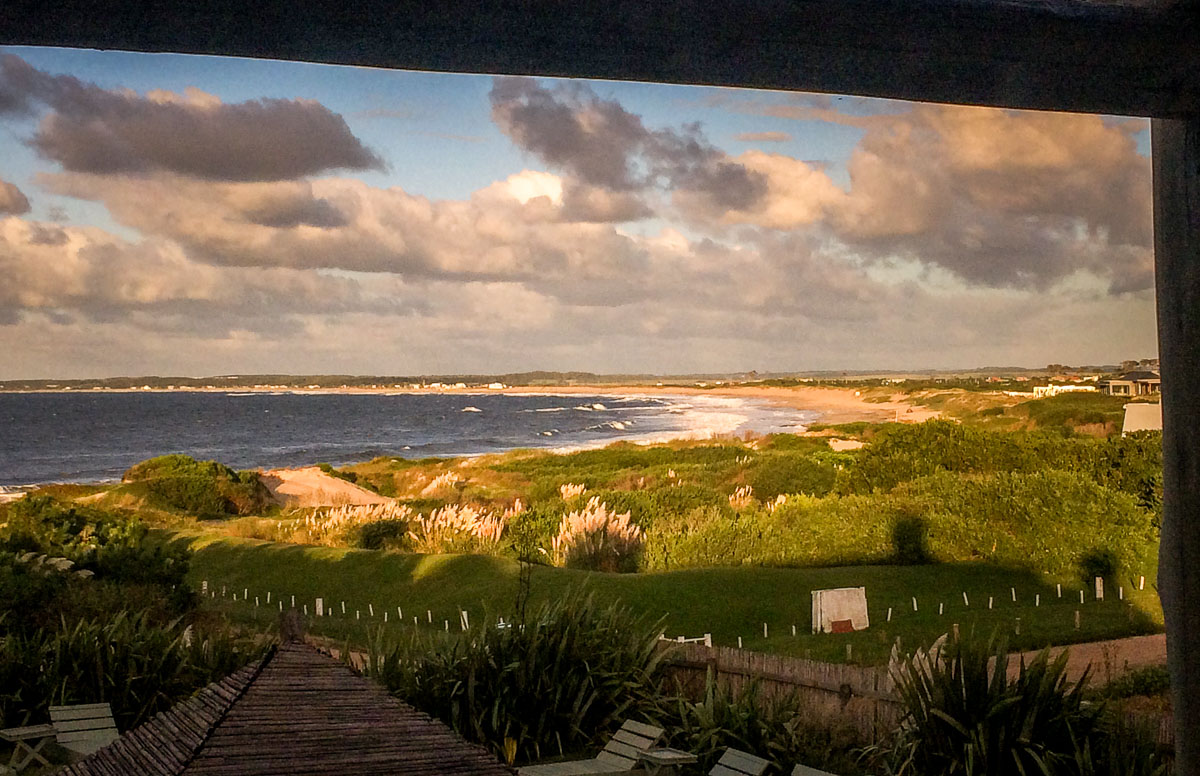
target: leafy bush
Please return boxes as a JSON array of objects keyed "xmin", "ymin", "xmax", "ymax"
[
  {"xmin": 367, "ymin": 594, "xmax": 667, "ymax": 765},
  {"xmin": 1097, "ymin": 666, "xmax": 1170, "ymax": 701},
  {"xmin": 641, "ymin": 471, "xmax": 1154, "ymax": 577},
  {"xmin": 122, "ymin": 454, "xmax": 271, "ymax": 517},
  {"xmin": 1018, "ymin": 393, "xmax": 1131, "ymax": 433},
  {"xmin": 892, "ymin": 512, "xmax": 932, "ymax": 565},
  {"xmin": 879, "ymin": 633, "xmax": 1101, "ymax": 775},
  {"xmin": 0, "ymin": 611, "xmax": 269, "ymax": 730},
  {"xmin": 1, "ymin": 497, "xmax": 191, "ymax": 592},
  {"xmin": 747, "ymin": 452, "xmax": 838, "ymax": 500},
  {"xmin": 355, "ymin": 519, "xmax": 412, "ymax": 550},
  {"xmin": 648, "ymin": 677, "xmax": 867, "ymax": 775}
]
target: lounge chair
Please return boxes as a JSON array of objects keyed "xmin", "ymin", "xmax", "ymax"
[
  {"xmin": 0, "ymin": 703, "xmax": 118, "ymax": 773},
  {"xmin": 709, "ymin": 748, "xmax": 769, "ymax": 776},
  {"xmin": 518, "ymin": 720, "xmax": 665, "ymax": 776},
  {"xmin": 790, "ymin": 764, "xmax": 838, "ymax": 776},
  {"xmin": 49, "ymin": 703, "xmax": 120, "ymax": 758}
]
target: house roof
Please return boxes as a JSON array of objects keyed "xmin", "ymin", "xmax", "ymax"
[
  {"xmin": 57, "ymin": 641, "xmax": 513, "ymax": 776},
  {"xmin": 1121, "ymin": 371, "xmax": 1162, "ymax": 381}
]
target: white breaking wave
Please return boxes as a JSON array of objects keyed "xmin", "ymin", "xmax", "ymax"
[{"xmin": 461, "ymin": 406, "xmax": 483, "ymax": 413}]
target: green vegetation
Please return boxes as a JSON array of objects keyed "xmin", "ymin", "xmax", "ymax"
[
  {"xmin": 120, "ymin": 454, "xmax": 272, "ymax": 518},
  {"xmin": 179, "ymin": 533, "xmax": 1160, "ymax": 665},
  {"xmin": 367, "ymin": 593, "xmax": 866, "ymax": 772},
  {"xmin": 368, "ymin": 593, "xmax": 667, "ymax": 765},
  {"xmin": 0, "ymin": 496, "xmax": 267, "ymax": 733},
  {"xmin": 876, "ymin": 633, "xmax": 1170, "ymax": 776}
]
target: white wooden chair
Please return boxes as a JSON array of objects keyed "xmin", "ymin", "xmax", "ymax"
[
  {"xmin": 708, "ymin": 748, "xmax": 769, "ymax": 776},
  {"xmin": 49, "ymin": 703, "xmax": 119, "ymax": 758},
  {"xmin": 518, "ymin": 720, "xmax": 665, "ymax": 776},
  {"xmin": 0, "ymin": 703, "xmax": 118, "ymax": 773}
]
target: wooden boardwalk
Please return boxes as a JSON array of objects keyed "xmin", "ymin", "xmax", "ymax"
[{"xmin": 58, "ymin": 642, "xmax": 513, "ymax": 775}]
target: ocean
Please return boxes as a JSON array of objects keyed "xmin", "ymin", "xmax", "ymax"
[{"xmin": 0, "ymin": 391, "xmax": 816, "ymax": 487}]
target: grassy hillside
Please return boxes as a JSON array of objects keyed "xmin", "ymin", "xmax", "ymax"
[{"xmin": 175, "ymin": 530, "xmax": 1162, "ymax": 665}]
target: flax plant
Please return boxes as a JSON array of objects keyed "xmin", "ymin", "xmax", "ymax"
[{"xmin": 364, "ymin": 593, "xmax": 668, "ymax": 766}]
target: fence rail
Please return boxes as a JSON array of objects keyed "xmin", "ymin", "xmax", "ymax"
[{"xmin": 661, "ymin": 643, "xmax": 902, "ymax": 741}]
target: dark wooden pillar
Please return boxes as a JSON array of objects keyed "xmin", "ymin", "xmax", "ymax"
[{"xmin": 1154, "ymin": 116, "xmax": 1200, "ymax": 774}]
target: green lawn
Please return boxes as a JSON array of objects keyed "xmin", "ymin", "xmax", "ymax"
[{"xmin": 173, "ymin": 530, "xmax": 1162, "ymax": 665}]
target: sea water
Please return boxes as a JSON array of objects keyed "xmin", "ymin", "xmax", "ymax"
[{"xmin": 0, "ymin": 391, "xmax": 815, "ymax": 486}]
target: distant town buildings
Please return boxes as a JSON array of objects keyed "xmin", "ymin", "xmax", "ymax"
[{"xmin": 1032, "ymin": 384, "xmax": 1098, "ymax": 398}]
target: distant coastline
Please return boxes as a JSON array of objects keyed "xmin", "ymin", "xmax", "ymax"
[{"xmin": 0, "ymin": 382, "xmax": 938, "ymax": 426}]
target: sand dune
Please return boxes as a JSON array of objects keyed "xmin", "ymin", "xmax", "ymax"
[{"xmin": 260, "ymin": 466, "xmax": 392, "ymax": 507}]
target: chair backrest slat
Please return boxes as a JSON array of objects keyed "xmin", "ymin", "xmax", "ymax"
[
  {"xmin": 713, "ymin": 748, "xmax": 770, "ymax": 776},
  {"xmin": 620, "ymin": 720, "xmax": 664, "ymax": 741},
  {"xmin": 792, "ymin": 765, "xmax": 839, "ymax": 776},
  {"xmin": 50, "ymin": 703, "xmax": 119, "ymax": 756}
]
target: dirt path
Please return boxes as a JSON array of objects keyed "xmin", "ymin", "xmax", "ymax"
[{"xmin": 1012, "ymin": 633, "xmax": 1166, "ymax": 685}]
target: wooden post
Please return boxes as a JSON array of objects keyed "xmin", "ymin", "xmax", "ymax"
[{"xmin": 1153, "ymin": 116, "xmax": 1200, "ymax": 776}]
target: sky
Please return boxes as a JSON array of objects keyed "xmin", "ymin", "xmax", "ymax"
[{"xmin": 0, "ymin": 47, "xmax": 1158, "ymax": 379}]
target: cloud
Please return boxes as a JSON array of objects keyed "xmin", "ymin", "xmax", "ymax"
[
  {"xmin": 678, "ymin": 150, "xmax": 843, "ymax": 229},
  {"xmin": 0, "ymin": 214, "xmax": 403, "ymax": 329},
  {"xmin": 734, "ymin": 131, "xmax": 792, "ymax": 142},
  {"xmin": 489, "ymin": 76, "xmax": 765, "ymax": 215},
  {"xmin": 0, "ymin": 179, "xmax": 29, "ymax": 214},
  {"xmin": 680, "ymin": 99, "xmax": 1152, "ymax": 294},
  {"xmin": 0, "ymin": 54, "xmax": 383, "ymax": 181}
]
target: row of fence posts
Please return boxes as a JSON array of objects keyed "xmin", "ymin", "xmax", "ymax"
[
  {"xmin": 201, "ymin": 571, "xmax": 1148, "ymax": 649},
  {"xmin": 200, "ymin": 580, "xmax": 478, "ymax": 632}
]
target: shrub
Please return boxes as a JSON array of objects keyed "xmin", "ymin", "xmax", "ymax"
[
  {"xmin": 892, "ymin": 512, "xmax": 932, "ymax": 565},
  {"xmin": 880, "ymin": 633, "xmax": 1101, "ymax": 776},
  {"xmin": 648, "ymin": 677, "xmax": 866, "ymax": 776},
  {"xmin": 0, "ymin": 611, "xmax": 269, "ymax": 730},
  {"xmin": 641, "ymin": 470, "xmax": 1155, "ymax": 577},
  {"xmin": 747, "ymin": 452, "xmax": 838, "ymax": 500},
  {"xmin": 0, "ymin": 497, "xmax": 191, "ymax": 596},
  {"xmin": 1078, "ymin": 548, "xmax": 1120, "ymax": 587},
  {"xmin": 366, "ymin": 593, "xmax": 667, "ymax": 765},
  {"xmin": 355, "ymin": 519, "xmax": 411, "ymax": 550},
  {"xmin": 318, "ymin": 462, "xmax": 358, "ymax": 484},
  {"xmin": 122, "ymin": 454, "xmax": 271, "ymax": 517}
]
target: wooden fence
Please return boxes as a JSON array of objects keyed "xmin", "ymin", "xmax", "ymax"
[
  {"xmin": 661, "ymin": 643, "xmax": 1177, "ymax": 751},
  {"xmin": 660, "ymin": 643, "xmax": 902, "ymax": 742}
]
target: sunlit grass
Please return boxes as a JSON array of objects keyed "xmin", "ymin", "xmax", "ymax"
[{"xmin": 171, "ymin": 530, "xmax": 1162, "ymax": 665}]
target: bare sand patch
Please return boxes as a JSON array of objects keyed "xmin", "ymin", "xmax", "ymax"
[{"xmin": 260, "ymin": 466, "xmax": 392, "ymax": 507}]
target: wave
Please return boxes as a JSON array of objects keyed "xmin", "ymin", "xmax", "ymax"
[{"xmin": 461, "ymin": 406, "xmax": 483, "ymax": 413}]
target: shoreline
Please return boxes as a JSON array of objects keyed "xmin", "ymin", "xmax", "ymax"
[
  {"xmin": 2, "ymin": 383, "xmax": 938, "ymax": 426},
  {"xmin": 0, "ymin": 386, "xmax": 938, "ymax": 489}
]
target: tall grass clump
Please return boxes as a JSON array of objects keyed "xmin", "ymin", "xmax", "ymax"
[
  {"xmin": 649, "ymin": 676, "xmax": 867, "ymax": 775},
  {"xmin": 0, "ymin": 610, "xmax": 269, "ymax": 730},
  {"xmin": 407, "ymin": 504, "xmax": 508, "ymax": 554},
  {"xmin": 290, "ymin": 503, "xmax": 414, "ymax": 546},
  {"xmin": 879, "ymin": 632, "xmax": 1102, "ymax": 776},
  {"xmin": 551, "ymin": 497, "xmax": 642, "ymax": 572},
  {"xmin": 365, "ymin": 593, "xmax": 667, "ymax": 765}
]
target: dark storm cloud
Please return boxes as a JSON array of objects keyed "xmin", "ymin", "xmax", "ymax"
[
  {"xmin": 0, "ymin": 180, "xmax": 30, "ymax": 214},
  {"xmin": 0, "ymin": 54, "xmax": 383, "ymax": 181},
  {"xmin": 489, "ymin": 77, "xmax": 765, "ymax": 210}
]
